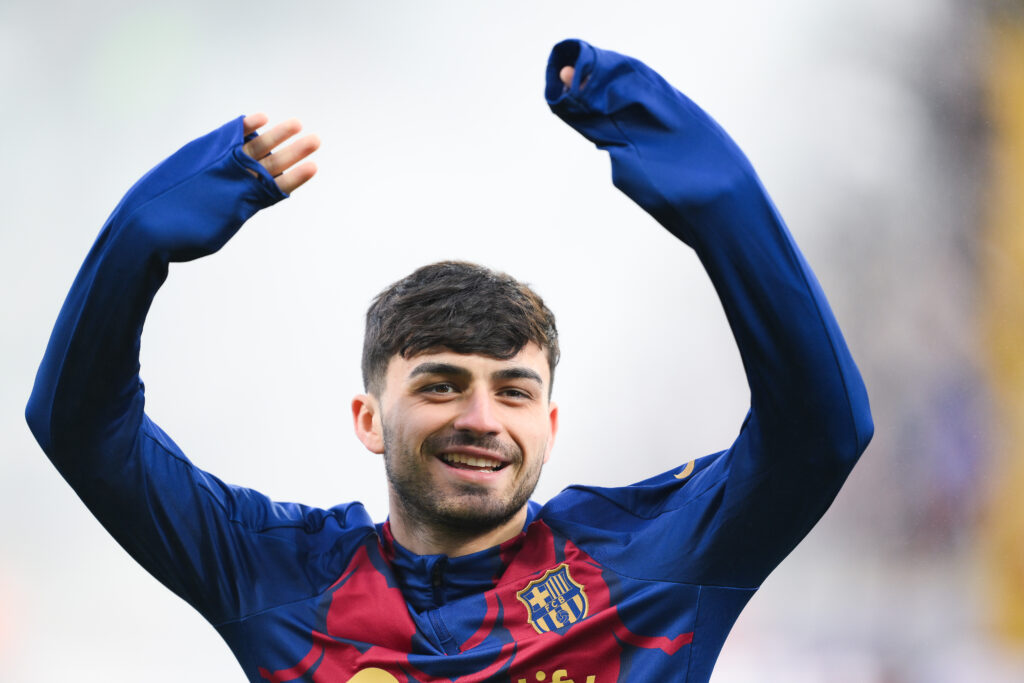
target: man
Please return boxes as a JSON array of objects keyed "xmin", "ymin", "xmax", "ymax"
[{"xmin": 27, "ymin": 39, "xmax": 872, "ymax": 682}]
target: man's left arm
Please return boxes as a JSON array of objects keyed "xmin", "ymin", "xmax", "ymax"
[{"xmin": 543, "ymin": 40, "xmax": 873, "ymax": 588}]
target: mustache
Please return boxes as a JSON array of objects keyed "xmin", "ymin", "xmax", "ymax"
[{"xmin": 421, "ymin": 431, "xmax": 521, "ymax": 461}]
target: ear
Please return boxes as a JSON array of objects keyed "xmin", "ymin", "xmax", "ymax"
[
  {"xmin": 543, "ymin": 401, "xmax": 559, "ymax": 464},
  {"xmin": 352, "ymin": 394, "xmax": 385, "ymax": 454}
]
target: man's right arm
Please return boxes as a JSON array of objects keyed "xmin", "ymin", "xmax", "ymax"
[
  {"xmin": 24, "ymin": 118, "xmax": 370, "ymax": 625},
  {"xmin": 26, "ymin": 116, "xmax": 291, "ymax": 459}
]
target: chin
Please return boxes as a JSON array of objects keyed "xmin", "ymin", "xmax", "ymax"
[{"xmin": 432, "ymin": 496, "xmax": 522, "ymax": 533}]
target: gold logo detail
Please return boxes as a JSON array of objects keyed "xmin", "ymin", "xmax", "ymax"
[
  {"xmin": 517, "ymin": 563, "xmax": 589, "ymax": 634},
  {"xmin": 347, "ymin": 668, "xmax": 399, "ymax": 683},
  {"xmin": 674, "ymin": 460, "xmax": 695, "ymax": 480}
]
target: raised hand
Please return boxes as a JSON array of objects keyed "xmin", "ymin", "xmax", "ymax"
[
  {"xmin": 560, "ymin": 66, "xmax": 575, "ymax": 89},
  {"xmin": 242, "ymin": 114, "xmax": 321, "ymax": 194},
  {"xmin": 558, "ymin": 65, "xmax": 591, "ymax": 94}
]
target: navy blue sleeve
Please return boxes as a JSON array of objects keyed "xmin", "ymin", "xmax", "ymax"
[
  {"xmin": 540, "ymin": 40, "xmax": 874, "ymax": 588},
  {"xmin": 25, "ymin": 118, "xmax": 375, "ymax": 625}
]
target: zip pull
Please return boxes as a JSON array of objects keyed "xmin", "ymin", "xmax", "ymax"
[
  {"xmin": 431, "ymin": 562, "xmax": 443, "ymax": 587},
  {"xmin": 430, "ymin": 557, "xmax": 447, "ymax": 588}
]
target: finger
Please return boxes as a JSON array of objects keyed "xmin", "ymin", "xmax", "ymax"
[
  {"xmin": 243, "ymin": 112, "xmax": 268, "ymax": 137},
  {"xmin": 276, "ymin": 161, "xmax": 318, "ymax": 194},
  {"xmin": 243, "ymin": 118, "xmax": 303, "ymax": 160},
  {"xmin": 260, "ymin": 133, "xmax": 321, "ymax": 177},
  {"xmin": 559, "ymin": 66, "xmax": 575, "ymax": 88}
]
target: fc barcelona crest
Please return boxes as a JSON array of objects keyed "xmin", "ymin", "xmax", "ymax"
[{"xmin": 516, "ymin": 563, "xmax": 589, "ymax": 634}]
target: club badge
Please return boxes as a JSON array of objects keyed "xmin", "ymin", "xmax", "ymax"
[{"xmin": 517, "ymin": 563, "xmax": 589, "ymax": 635}]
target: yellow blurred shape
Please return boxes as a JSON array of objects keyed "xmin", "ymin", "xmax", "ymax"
[{"xmin": 981, "ymin": 12, "xmax": 1024, "ymax": 647}]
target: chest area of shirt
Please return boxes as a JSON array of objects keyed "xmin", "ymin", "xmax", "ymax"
[{"xmin": 253, "ymin": 523, "xmax": 698, "ymax": 682}]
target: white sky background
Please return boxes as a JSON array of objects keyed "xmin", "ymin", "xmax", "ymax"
[{"xmin": 2, "ymin": 0, "xmax": 1016, "ymax": 681}]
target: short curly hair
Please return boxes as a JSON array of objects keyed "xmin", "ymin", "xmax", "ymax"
[{"xmin": 362, "ymin": 261, "xmax": 559, "ymax": 396}]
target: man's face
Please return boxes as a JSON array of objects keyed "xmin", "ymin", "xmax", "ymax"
[{"xmin": 356, "ymin": 344, "xmax": 557, "ymax": 541}]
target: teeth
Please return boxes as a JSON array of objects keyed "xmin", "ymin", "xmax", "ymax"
[{"xmin": 441, "ymin": 453, "xmax": 502, "ymax": 470}]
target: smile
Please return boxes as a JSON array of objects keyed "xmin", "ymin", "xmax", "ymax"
[{"xmin": 439, "ymin": 452, "xmax": 507, "ymax": 472}]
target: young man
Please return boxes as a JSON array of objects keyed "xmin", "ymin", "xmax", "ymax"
[{"xmin": 26, "ymin": 39, "xmax": 872, "ymax": 682}]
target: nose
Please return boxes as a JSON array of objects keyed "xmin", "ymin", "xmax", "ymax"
[{"xmin": 452, "ymin": 390, "xmax": 502, "ymax": 435}]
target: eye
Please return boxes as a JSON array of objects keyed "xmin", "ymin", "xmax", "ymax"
[
  {"xmin": 498, "ymin": 387, "xmax": 533, "ymax": 401},
  {"xmin": 421, "ymin": 382, "xmax": 459, "ymax": 395}
]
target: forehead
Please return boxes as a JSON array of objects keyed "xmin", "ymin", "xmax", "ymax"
[{"xmin": 385, "ymin": 344, "xmax": 551, "ymax": 387}]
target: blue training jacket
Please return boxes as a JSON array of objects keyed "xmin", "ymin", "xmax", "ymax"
[{"xmin": 26, "ymin": 39, "xmax": 873, "ymax": 682}]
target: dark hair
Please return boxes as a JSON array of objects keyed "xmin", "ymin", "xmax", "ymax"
[{"xmin": 362, "ymin": 261, "xmax": 559, "ymax": 396}]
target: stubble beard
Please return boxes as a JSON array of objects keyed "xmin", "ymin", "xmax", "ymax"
[{"xmin": 382, "ymin": 423, "xmax": 544, "ymax": 536}]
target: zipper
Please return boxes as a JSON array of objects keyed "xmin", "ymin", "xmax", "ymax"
[{"xmin": 426, "ymin": 557, "xmax": 460, "ymax": 654}]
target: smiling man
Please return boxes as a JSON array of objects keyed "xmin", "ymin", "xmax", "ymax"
[
  {"xmin": 353, "ymin": 262, "xmax": 560, "ymax": 558},
  {"xmin": 362, "ymin": 347, "xmax": 555, "ymax": 556},
  {"xmin": 27, "ymin": 39, "xmax": 872, "ymax": 682}
]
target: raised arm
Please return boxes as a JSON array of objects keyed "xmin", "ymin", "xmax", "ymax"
[
  {"xmin": 26, "ymin": 115, "xmax": 317, "ymax": 455},
  {"xmin": 22, "ymin": 117, "xmax": 368, "ymax": 624},
  {"xmin": 543, "ymin": 40, "xmax": 873, "ymax": 587}
]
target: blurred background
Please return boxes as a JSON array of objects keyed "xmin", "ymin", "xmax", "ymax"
[{"xmin": 2, "ymin": 0, "xmax": 1022, "ymax": 680}]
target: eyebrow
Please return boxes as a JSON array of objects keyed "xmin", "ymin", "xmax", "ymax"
[
  {"xmin": 408, "ymin": 362, "xmax": 544, "ymax": 386},
  {"xmin": 408, "ymin": 362, "xmax": 471, "ymax": 381},
  {"xmin": 492, "ymin": 367, "xmax": 544, "ymax": 385}
]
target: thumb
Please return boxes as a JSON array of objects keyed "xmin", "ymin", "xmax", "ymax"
[{"xmin": 559, "ymin": 66, "xmax": 575, "ymax": 88}]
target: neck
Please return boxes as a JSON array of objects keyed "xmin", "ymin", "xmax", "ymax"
[{"xmin": 387, "ymin": 504, "xmax": 528, "ymax": 557}]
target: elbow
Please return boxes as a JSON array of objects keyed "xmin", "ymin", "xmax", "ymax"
[
  {"xmin": 842, "ymin": 369, "xmax": 874, "ymax": 458},
  {"xmin": 25, "ymin": 389, "xmax": 53, "ymax": 455},
  {"xmin": 819, "ymin": 360, "xmax": 874, "ymax": 466},
  {"xmin": 851, "ymin": 394, "xmax": 874, "ymax": 456},
  {"xmin": 823, "ymin": 390, "xmax": 874, "ymax": 469}
]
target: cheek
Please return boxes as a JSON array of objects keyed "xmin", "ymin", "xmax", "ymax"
[
  {"xmin": 385, "ymin": 404, "xmax": 455, "ymax": 447},
  {"xmin": 509, "ymin": 413, "xmax": 554, "ymax": 455}
]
